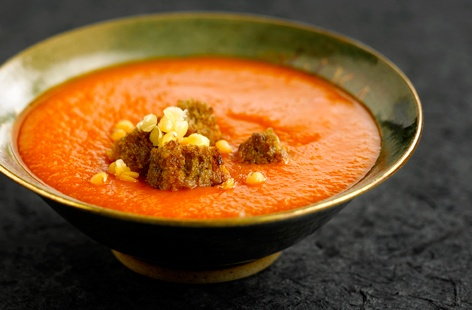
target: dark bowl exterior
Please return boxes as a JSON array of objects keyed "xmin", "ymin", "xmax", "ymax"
[{"xmin": 46, "ymin": 197, "xmax": 347, "ymax": 268}]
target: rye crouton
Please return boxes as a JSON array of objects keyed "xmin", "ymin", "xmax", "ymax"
[
  {"xmin": 146, "ymin": 141, "xmax": 229, "ymax": 191},
  {"xmin": 111, "ymin": 129, "xmax": 153, "ymax": 174},
  {"xmin": 177, "ymin": 100, "xmax": 221, "ymax": 144},
  {"xmin": 235, "ymin": 128, "xmax": 288, "ymax": 164}
]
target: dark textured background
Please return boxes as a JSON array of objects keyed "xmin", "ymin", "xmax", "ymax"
[{"xmin": 0, "ymin": 0, "xmax": 471, "ymax": 309}]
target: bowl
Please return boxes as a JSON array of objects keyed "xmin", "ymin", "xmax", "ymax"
[{"xmin": 0, "ymin": 13, "xmax": 422, "ymax": 283}]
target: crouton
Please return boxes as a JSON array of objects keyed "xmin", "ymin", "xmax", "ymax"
[
  {"xmin": 235, "ymin": 128, "xmax": 288, "ymax": 164},
  {"xmin": 146, "ymin": 141, "xmax": 229, "ymax": 191},
  {"xmin": 111, "ymin": 129, "xmax": 153, "ymax": 174},
  {"xmin": 177, "ymin": 100, "xmax": 221, "ymax": 144}
]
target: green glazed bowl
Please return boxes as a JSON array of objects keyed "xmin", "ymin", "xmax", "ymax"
[{"xmin": 0, "ymin": 13, "xmax": 422, "ymax": 283}]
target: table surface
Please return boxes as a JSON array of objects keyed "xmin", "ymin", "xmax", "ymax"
[{"xmin": 1, "ymin": 1, "xmax": 471, "ymax": 309}]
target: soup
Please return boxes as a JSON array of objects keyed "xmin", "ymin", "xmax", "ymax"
[{"xmin": 17, "ymin": 57, "xmax": 380, "ymax": 219}]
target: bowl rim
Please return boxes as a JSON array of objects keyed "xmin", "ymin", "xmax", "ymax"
[{"xmin": 0, "ymin": 11, "xmax": 423, "ymax": 227}]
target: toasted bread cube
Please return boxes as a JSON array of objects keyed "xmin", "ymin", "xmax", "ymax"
[
  {"xmin": 177, "ymin": 100, "xmax": 221, "ymax": 144},
  {"xmin": 236, "ymin": 128, "xmax": 288, "ymax": 164},
  {"xmin": 146, "ymin": 141, "xmax": 229, "ymax": 191},
  {"xmin": 111, "ymin": 129, "xmax": 153, "ymax": 174}
]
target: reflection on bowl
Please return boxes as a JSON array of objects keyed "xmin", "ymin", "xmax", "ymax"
[{"xmin": 0, "ymin": 13, "xmax": 422, "ymax": 283}]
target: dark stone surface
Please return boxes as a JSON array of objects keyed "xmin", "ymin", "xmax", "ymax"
[{"xmin": 0, "ymin": 0, "xmax": 471, "ymax": 309}]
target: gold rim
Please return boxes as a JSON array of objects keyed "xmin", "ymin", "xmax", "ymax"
[{"xmin": 0, "ymin": 12, "xmax": 423, "ymax": 227}]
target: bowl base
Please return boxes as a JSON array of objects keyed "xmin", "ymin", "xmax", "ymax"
[{"xmin": 112, "ymin": 250, "xmax": 281, "ymax": 283}]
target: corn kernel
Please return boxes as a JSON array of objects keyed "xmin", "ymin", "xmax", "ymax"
[
  {"xmin": 163, "ymin": 106, "xmax": 187, "ymax": 122},
  {"xmin": 114, "ymin": 159, "xmax": 129, "ymax": 175},
  {"xmin": 117, "ymin": 173, "xmax": 139, "ymax": 182},
  {"xmin": 215, "ymin": 140, "xmax": 233, "ymax": 154},
  {"xmin": 246, "ymin": 172, "xmax": 266, "ymax": 186},
  {"xmin": 149, "ymin": 126, "xmax": 163, "ymax": 146},
  {"xmin": 220, "ymin": 178, "xmax": 236, "ymax": 189},
  {"xmin": 138, "ymin": 114, "xmax": 158, "ymax": 132},
  {"xmin": 161, "ymin": 131, "xmax": 178, "ymax": 145},
  {"xmin": 108, "ymin": 159, "xmax": 139, "ymax": 182},
  {"xmin": 125, "ymin": 171, "xmax": 139, "ymax": 178},
  {"xmin": 182, "ymin": 133, "xmax": 210, "ymax": 147},
  {"xmin": 158, "ymin": 115, "xmax": 174, "ymax": 133},
  {"xmin": 111, "ymin": 129, "xmax": 127, "ymax": 141},
  {"xmin": 90, "ymin": 172, "xmax": 108, "ymax": 185},
  {"xmin": 108, "ymin": 162, "xmax": 116, "ymax": 174},
  {"xmin": 174, "ymin": 120, "xmax": 189, "ymax": 138},
  {"xmin": 115, "ymin": 120, "xmax": 135, "ymax": 133}
]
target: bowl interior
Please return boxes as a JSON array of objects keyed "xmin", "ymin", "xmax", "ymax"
[{"xmin": 0, "ymin": 13, "xmax": 421, "ymax": 224}]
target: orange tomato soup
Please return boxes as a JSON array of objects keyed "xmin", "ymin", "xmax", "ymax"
[{"xmin": 18, "ymin": 57, "xmax": 380, "ymax": 219}]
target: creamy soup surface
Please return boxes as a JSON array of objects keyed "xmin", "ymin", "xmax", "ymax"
[{"xmin": 18, "ymin": 57, "xmax": 381, "ymax": 219}]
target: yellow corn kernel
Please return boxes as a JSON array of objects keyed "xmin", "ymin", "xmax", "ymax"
[
  {"xmin": 182, "ymin": 133, "xmax": 210, "ymax": 147},
  {"xmin": 163, "ymin": 106, "xmax": 187, "ymax": 122},
  {"xmin": 138, "ymin": 114, "xmax": 158, "ymax": 132},
  {"xmin": 108, "ymin": 159, "xmax": 139, "ymax": 182},
  {"xmin": 117, "ymin": 170, "xmax": 139, "ymax": 182},
  {"xmin": 124, "ymin": 171, "xmax": 139, "ymax": 178},
  {"xmin": 109, "ymin": 159, "xmax": 129, "ymax": 174},
  {"xmin": 149, "ymin": 126, "xmax": 163, "ymax": 146},
  {"xmin": 115, "ymin": 120, "xmax": 135, "ymax": 133},
  {"xmin": 108, "ymin": 162, "xmax": 116, "ymax": 174},
  {"xmin": 111, "ymin": 129, "xmax": 127, "ymax": 141},
  {"xmin": 215, "ymin": 140, "xmax": 233, "ymax": 154},
  {"xmin": 173, "ymin": 120, "xmax": 189, "ymax": 138},
  {"xmin": 90, "ymin": 172, "xmax": 108, "ymax": 185},
  {"xmin": 117, "ymin": 173, "xmax": 138, "ymax": 182},
  {"xmin": 220, "ymin": 178, "xmax": 236, "ymax": 189},
  {"xmin": 161, "ymin": 131, "xmax": 178, "ymax": 145},
  {"xmin": 246, "ymin": 172, "xmax": 266, "ymax": 186},
  {"xmin": 158, "ymin": 115, "xmax": 174, "ymax": 133},
  {"xmin": 114, "ymin": 159, "xmax": 129, "ymax": 175}
]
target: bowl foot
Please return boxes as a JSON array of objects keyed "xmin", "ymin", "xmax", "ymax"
[{"xmin": 112, "ymin": 250, "xmax": 281, "ymax": 284}]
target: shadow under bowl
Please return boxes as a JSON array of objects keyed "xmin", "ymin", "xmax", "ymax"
[{"xmin": 0, "ymin": 13, "xmax": 422, "ymax": 283}]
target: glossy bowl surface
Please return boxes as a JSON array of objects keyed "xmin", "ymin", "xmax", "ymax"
[{"xmin": 0, "ymin": 13, "xmax": 422, "ymax": 269}]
